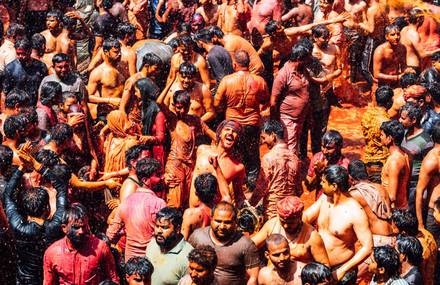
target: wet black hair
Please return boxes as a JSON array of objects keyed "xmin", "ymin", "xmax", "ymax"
[{"xmin": 323, "ymin": 165, "xmax": 350, "ymax": 192}]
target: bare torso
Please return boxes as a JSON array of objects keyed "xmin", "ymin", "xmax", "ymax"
[
  {"xmin": 400, "ymin": 25, "xmax": 422, "ymax": 68},
  {"xmin": 165, "ymin": 81, "xmax": 206, "ymax": 117},
  {"xmin": 41, "ymin": 29, "xmax": 74, "ymax": 67}
]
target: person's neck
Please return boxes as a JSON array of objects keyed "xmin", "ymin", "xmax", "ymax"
[
  {"xmin": 50, "ymin": 27, "xmax": 63, "ymax": 37},
  {"xmin": 386, "ymin": 42, "xmax": 399, "ymax": 51},
  {"xmin": 406, "ymin": 125, "xmax": 423, "ymax": 138},
  {"xmin": 373, "ymin": 273, "xmax": 392, "ymax": 285},
  {"xmin": 66, "ymin": 237, "xmax": 82, "ymax": 251},
  {"xmin": 204, "ymin": 43, "xmax": 214, "ymax": 52},
  {"xmin": 216, "ymin": 143, "xmax": 231, "ymax": 157},
  {"xmin": 159, "ymin": 234, "xmax": 183, "ymax": 253},
  {"xmin": 389, "ymin": 144, "xmax": 403, "ymax": 154},
  {"xmin": 119, "ymin": 39, "xmax": 128, "ymax": 47},
  {"xmin": 400, "ymin": 260, "xmax": 413, "ymax": 277},
  {"xmin": 274, "ymin": 263, "xmax": 294, "ymax": 281},
  {"xmin": 235, "ymin": 66, "xmax": 248, "ymax": 72},
  {"xmin": 4, "ymin": 138, "xmax": 17, "ymax": 148},
  {"xmin": 209, "ymin": 227, "xmax": 234, "ymax": 245},
  {"xmin": 330, "ymin": 190, "xmax": 347, "ymax": 205},
  {"xmin": 104, "ymin": 58, "xmax": 118, "ymax": 67}
]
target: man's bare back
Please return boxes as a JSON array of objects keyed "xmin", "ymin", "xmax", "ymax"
[{"xmin": 381, "ymin": 150, "xmax": 410, "ymax": 209}]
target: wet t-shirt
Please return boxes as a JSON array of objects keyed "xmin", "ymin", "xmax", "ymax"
[{"xmin": 93, "ymin": 13, "xmax": 119, "ymax": 39}]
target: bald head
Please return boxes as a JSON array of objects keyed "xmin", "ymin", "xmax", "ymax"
[{"xmin": 234, "ymin": 50, "xmax": 250, "ymax": 68}]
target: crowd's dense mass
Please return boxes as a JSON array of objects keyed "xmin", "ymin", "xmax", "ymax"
[{"xmin": 2, "ymin": 0, "xmax": 440, "ymax": 284}]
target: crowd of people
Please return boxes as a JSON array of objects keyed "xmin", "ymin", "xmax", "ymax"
[{"xmin": 1, "ymin": 0, "xmax": 440, "ymax": 284}]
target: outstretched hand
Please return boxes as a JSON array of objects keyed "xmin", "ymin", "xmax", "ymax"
[{"xmin": 17, "ymin": 142, "xmax": 41, "ymax": 171}]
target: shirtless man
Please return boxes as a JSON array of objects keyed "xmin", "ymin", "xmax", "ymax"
[
  {"xmin": 257, "ymin": 234, "xmax": 296, "ymax": 285},
  {"xmin": 157, "ymin": 85, "xmax": 216, "ymax": 208},
  {"xmin": 41, "ymin": 10, "xmax": 76, "ymax": 69},
  {"xmin": 282, "ymin": 0, "xmax": 313, "ymax": 27},
  {"xmin": 167, "ymin": 35, "xmax": 211, "ymax": 88},
  {"xmin": 380, "ymin": 120, "xmax": 410, "ymax": 209},
  {"xmin": 387, "ymin": 73, "xmax": 418, "ymax": 119},
  {"xmin": 373, "ymin": 24, "xmax": 408, "ymax": 89},
  {"xmin": 87, "ymin": 38, "xmax": 126, "ymax": 120},
  {"xmin": 196, "ymin": 0, "xmax": 219, "ymax": 26},
  {"xmin": 217, "ymin": 0, "xmax": 250, "ymax": 37},
  {"xmin": 303, "ymin": 165, "xmax": 373, "ymax": 282},
  {"xmin": 400, "ymin": 8, "xmax": 440, "ymax": 74},
  {"xmin": 418, "ymin": 3, "xmax": 440, "ymax": 68},
  {"xmin": 164, "ymin": 62, "xmax": 215, "ymax": 122},
  {"xmin": 88, "ymin": 22, "xmax": 137, "ymax": 79},
  {"xmin": 127, "ymin": 0, "xmax": 149, "ymax": 40},
  {"xmin": 253, "ymin": 196, "xmax": 330, "ymax": 284},
  {"xmin": 247, "ymin": 0, "xmax": 283, "ymax": 35},
  {"xmin": 315, "ymin": 0, "xmax": 345, "ymax": 46},
  {"xmin": 189, "ymin": 120, "xmax": 245, "ymax": 208}
]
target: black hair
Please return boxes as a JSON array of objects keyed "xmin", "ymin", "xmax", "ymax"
[
  {"xmin": 194, "ymin": 173, "xmax": 218, "ymax": 205},
  {"xmin": 50, "ymin": 123, "xmax": 74, "ymax": 145},
  {"xmin": 125, "ymin": 257, "xmax": 154, "ymax": 278},
  {"xmin": 141, "ymin": 53, "xmax": 162, "ymax": 68},
  {"xmin": 348, "ymin": 159, "xmax": 369, "ymax": 180},
  {"xmin": 177, "ymin": 23, "xmax": 192, "ymax": 34},
  {"xmin": 173, "ymin": 90, "xmax": 191, "ymax": 107},
  {"xmin": 397, "ymin": 235, "xmax": 423, "ymax": 266},
  {"xmin": 31, "ymin": 33, "xmax": 46, "ymax": 55},
  {"xmin": 135, "ymin": 157, "xmax": 161, "ymax": 181},
  {"xmin": 322, "ymin": 130, "xmax": 343, "ymax": 148},
  {"xmin": 3, "ymin": 115, "xmax": 25, "ymax": 139},
  {"xmin": 168, "ymin": 38, "xmax": 180, "ymax": 51},
  {"xmin": 51, "ymin": 163, "xmax": 73, "ymax": 182},
  {"xmin": 424, "ymin": 82, "xmax": 440, "ymax": 105},
  {"xmin": 375, "ymin": 85, "xmax": 394, "ymax": 109},
  {"xmin": 194, "ymin": 28, "xmax": 213, "ymax": 44},
  {"xmin": 301, "ymin": 262, "xmax": 333, "ymax": 285},
  {"xmin": 408, "ymin": 8, "xmax": 423, "ymax": 24},
  {"xmin": 261, "ymin": 119, "xmax": 284, "ymax": 140},
  {"xmin": 208, "ymin": 25, "xmax": 224, "ymax": 38},
  {"xmin": 373, "ymin": 246, "xmax": 401, "ymax": 278},
  {"xmin": 432, "ymin": 51, "xmax": 440, "ymax": 62},
  {"xmin": 40, "ymin": 81, "xmax": 62, "ymax": 106},
  {"xmin": 116, "ymin": 22, "xmax": 135, "ymax": 40},
  {"xmin": 391, "ymin": 209, "xmax": 419, "ymax": 236},
  {"xmin": 125, "ymin": 144, "xmax": 150, "ymax": 170},
  {"xmin": 5, "ymin": 23, "xmax": 25, "ymax": 39},
  {"xmin": 179, "ymin": 62, "xmax": 198, "ymax": 77},
  {"xmin": 265, "ymin": 20, "xmax": 278, "ymax": 36},
  {"xmin": 323, "ymin": 165, "xmax": 350, "ymax": 192},
  {"xmin": 234, "ymin": 50, "xmax": 250, "ymax": 68},
  {"xmin": 103, "ymin": 38, "xmax": 121, "ymax": 52},
  {"xmin": 19, "ymin": 187, "xmax": 49, "ymax": 217},
  {"xmin": 385, "ymin": 24, "xmax": 401, "ymax": 35},
  {"xmin": 52, "ymin": 53, "xmax": 70, "ymax": 65},
  {"xmin": 400, "ymin": 102, "xmax": 423, "ymax": 124},
  {"xmin": 156, "ymin": 207, "xmax": 183, "ymax": 229},
  {"xmin": 46, "ymin": 10, "xmax": 64, "ymax": 22},
  {"xmin": 179, "ymin": 35, "xmax": 195, "ymax": 48},
  {"xmin": 212, "ymin": 201, "xmax": 237, "ymax": 219},
  {"xmin": 311, "ymin": 24, "xmax": 330, "ymax": 39},
  {"xmin": 290, "ymin": 40, "xmax": 312, "ymax": 62},
  {"xmin": 135, "ymin": 78, "xmax": 161, "ymax": 136},
  {"xmin": 102, "ymin": 0, "xmax": 114, "ymax": 10},
  {"xmin": 380, "ymin": 120, "xmax": 405, "ymax": 146},
  {"xmin": 61, "ymin": 92, "xmax": 79, "ymax": 103},
  {"xmin": 35, "ymin": 149, "xmax": 61, "ymax": 167},
  {"xmin": 188, "ymin": 246, "xmax": 217, "ymax": 272},
  {"xmin": 14, "ymin": 38, "xmax": 32, "ymax": 51},
  {"xmin": 5, "ymin": 89, "xmax": 30, "ymax": 109},
  {"xmin": 61, "ymin": 202, "xmax": 88, "ymax": 225},
  {"xmin": 0, "ymin": 145, "xmax": 13, "ymax": 172},
  {"xmin": 400, "ymin": 73, "xmax": 418, "ymax": 88},
  {"xmin": 432, "ymin": 122, "xmax": 440, "ymax": 144}
]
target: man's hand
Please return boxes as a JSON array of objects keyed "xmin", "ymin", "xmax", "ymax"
[
  {"xmin": 105, "ymin": 179, "xmax": 121, "ymax": 190},
  {"xmin": 106, "ymin": 198, "xmax": 120, "ymax": 210},
  {"xmin": 65, "ymin": 11, "xmax": 82, "ymax": 20},
  {"xmin": 17, "ymin": 142, "xmax": 42, "ymax": 171},
  {"xmin": 67, "ymin": 113, "xmax": 85, "ymax": 127},
  {"xmin": 314, "ymin": 159, "xmax": 328, "ymax": 175},
  {"xmin": 208, "ymin": 156, "xmax": 219, "ymax": 169}
]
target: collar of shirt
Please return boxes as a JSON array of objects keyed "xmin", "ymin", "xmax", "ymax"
[{"xmin": 168, "ymin": 237, "xmax": 187, "ymax": 254}]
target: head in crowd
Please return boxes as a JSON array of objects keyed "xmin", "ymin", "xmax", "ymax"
[
  {"xmin": 125, "ymin": 144, "xmax": 151, "ymax": 171},
  {"xmin": 384, "ymin": 24, "xmax": 401, "ymax": 46},
  {"xmin": 61, "ymin": 203, "xmax": 90, "ymax": 249},
  {"xmin": 396, "ymin": 235, "xmax": 423, "ymax": 267},
  {"xmin": 35, "ymin": 149, "xmax": 61, "ymax": 168},
  {"xmin": 265, "ymin": 234, "xmax": 291, "ymax": 271},
  {"xmin": 18, "ymin": 184, "xmax": 49, "ymax": 220},
  {"xmin": 194, "ymin": 29, "xmax": 213, "ymax": 52},
  {"xmin": 140, "ymin": 53, "xmax": 162, "ymax": 78},
  {"xmin": 290, "ymin": 39, "xmax": 313, "ymax": 64},
  {"xmin": 40, "ymin": 81, "xmax": 62, "ymax": 107},
  {"xmin": 15, "ymin": 38, "xmax": 32, "ymax": 64},
  {"xmin": 233, "ymin": 49, "xmax": 250, "ymax": 71},
  {"xmin": 103, "ymin": 38, "xmax": 122, "ymax": 63},
  {"xmin": 173, "ymin": 90, "xmax": 191, "ymax": 119},
  {"xmin": 31, "ymin": 33, "xmax": 46, "ymax": 57},
  {"xmin": 179, "ymin": 35, "xmax": 195, "ymax": 61},
  {"xmin": 52, "ymin": 53, "xmax": 71, "ymax": 79},
  {"xmin": 260, "ymin": 119, "xmax": 285, "ymax": 149},
  {"xmin": 404, "ymin": 85, "xmax": 427, "ymax": 108},
  {"xmin": 319, "ymin": 0, "xmax": 334, "ymax": 13},
  {"xmin": 380, "ymin": 120, "xmax": 405, "ymax": 147},
  {"xmin": 125, "ymin": 257, "xmax": 154, "ymax": 285},
  {"xmin": 187, "ymin": 246, "xmax": 217, "ymax": 285},
  {"xmin": 348, "ymin": 159, "xmax": 369, "ymax": 183},
  {"xmin": 215, "ymin": 120, "xmax": 242, "ymax": 154},
  {"xmin": 311, "ymin": 24, "xmax": 330, "ymax": 49},
  {"xmin": 368, "ymin": 246, "xmax": 402, "ymax": 281},
  {"xmin": 5, "ymin": 23, "xmax": 26, "ymax": 43},
  {"xmin": 50, "ymin": 123, "xmax": 74, "ymax": 150},
  {"xmin": 154, "ymin": 207, "xmax": 183, "ymax": 249},
  {"xmin": 322, "ymin": 130, "xmax": 343, "ymax": 162},
  {"xmin": 375, "ymin": 85, "xmax": 394, "ymax": 110},
  {"xmin": 322, "ymin": 165, "xmax": 350, "ymax": 196},
  {"xmin": 433, "ymin": 122, "xmax": 440, "ymax": 145},
  {"xmin": 391, "ymin": 209, "xmax": 419, "ymax": 236},
  {"xmin": 208, "ymin": 25, "xmax": 225, "ymax": 44},
  {"xmin": 194, "ymin": 173, "xmax": 218, "ymax": 207},
  {"xmin": 399, "ymin": 73, "xmax": 418, "ymax": 88},
  {"xmin": 4, "ymin": 114, "xmax": 28, "ymax": 140},
  {"xmin": 277, "ymin": 196, "xmax": 304, "ymax": 235},
  {"xmin": 59, "ymin": 92, "xmax": 79, "ymax": 115},
  {"xmin": 46, "ymin": 10, "xmax": 64, "ymax": 31},
  {"xmin": 177, "ymin": 23, "xmax": 192, "ymax": 36},
  {"xmin": 211, "ymin": 201, "xmax": 237, "ymax": 242},
  {"xmin": 5, "ymin": 89, "xmax": 31, "ymax": 114},
  {"xmin": 425, "ymin": 82, "xmax": 440, "ymax": 106},
  {"xmin": 117, "ymin": 22, "xmax": 136, "ymax": 45},
  {"xmin": 179, "ymin": 62, "xmax": 197, "ymax": 90},
  {"xmin": 399, "ymin": 102, "xmax": 423, "ymax": 129},
  {"xmin": 135, "ymin": 157, "xmax": 162, "ymax": 190},
  {"xmin": 431, "ymin": 51, "xmax": 440, "ymax": 72},
  {"xmin": 191, "ymin": 13, "xmax": 205, "ymax": 33},
  {"xmin": 134, "ymin": 78, "xmax": 161, "ymax": 135},
  {"xmin": 265, "ymin": 20, "xmax": 284, "ymax": 37},
  {"xmin": 407, "ymin": 8, "xmax": 424, "ymax": 27},
  {"xmin": 301, "ymin": 262, "xmax": 333, "ymax": 285}
]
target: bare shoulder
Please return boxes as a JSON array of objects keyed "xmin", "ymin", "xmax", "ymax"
[{"xmin": 257, "ymin": 266, "xmax": 272, "ymax": 284}]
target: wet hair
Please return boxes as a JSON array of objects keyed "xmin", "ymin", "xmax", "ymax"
[
  {"xmin": 179, "ymin": 35, "xmax": 195, "ymax": 48},
  {"xmin": 212, "ymin": 201, "xmax": 237, "ymax": 219},
  {"xmin": 380, "ymin": 120, "xmax": 405, "ymax": 146},
  {"xmin": 51, "ymin": 163, "xmax": 73, "ymax": 182},
  {"xmin": 31, "ymin": 33, "xmax": 46, "ymax": 55},
  {"xmin": 290, "ymin": 40, "xmax": 312, "ymax": 62},
  {"xmin": 24, "ymin": 107, "xmax": 39, "ymax": 125},
  {"xmin": 50, "ymin": 123, "xmax": 74, "ymax": 145},
  {"xmin": 400, "ymin": 102, "xmax": 423, "ymax": 124},
  {"xmin": 125, "ymin": 144, "xmax": 150, "ymax": 170},
  {"xmin": 194, "ymin": 28, "xmax": 213, "ymax": 43},
  {"xmin": 141, "ymin": 53, "xmax": 162, "ymax": 68},
  {"xmin": 261, "ymin": 119, "xmax": 284, "ymax": 140},
  {"xmin": 61, "ymin": 202, "xmax": 88, "ymax": 225},
  {"xmin": 266, "ymin": 233, "xmax": 288, "ymax": 247},
  {"xmin": 397, "ymin": 235, "xmax": 423, "ymax": 266},
  {"xmin": 375, "ymin": 85, "xmax": 394, "ymax": 109},
  {"xmin": 0, "ymin": 145, "xmax": 13, "ymax": 172},
  {"xmin": 234, "ymin": 50, "xmax": 250, "ymax": 68},
  {"xmin": 135, "ymin": 157, "xmax": 161, "ymax": 181},
  {"xmin": 179, "ymin": 62, "xmax": 198, "ymax": 77},
  {"xmin": 348, "ymin": 159, "xmax": 369, "ymax": 180},
  {"xmin": 373, "ymin": 246, "xmax": 401, "ymax": 278},
  {"xmin": 188, "ymin": 246, "xmax": 217, "ymax": 272},
  {"xmin": 19, "ymin": 187, "xmax": 49, "ymax": 217},
  {"xmin": 156, "ymin": 207, "xmax": 183, "ymax": 229},
  {"xmin": 311, "ymin": 24, "xmax": 330, "ymax": 39},
  {"xmin": 384, "ymin": 24, "xmax": 400, "ymax": 35},
  {"xmin": 323, "ymin": 165, "xmax": 350, "ymax": 192},
  {"xmin": 432, "ymin": 122, "xmax": 440, "ymax": 144},
  {"xmin": 194, "ymin": 173, "xmax": 218, "ymax": 205},
  {"xmin": 40, "ymin": 81, "xmax": 62, "ymax": 106},
  {"xmin": 61, "ymin": 92, "xmax": 79, "ymax": 103},
  {"xmin": 177, "ymin": 23, "xmax": 192, "ymax": 34},
  {"xmin": 173, "ymin": 90, "xmax": 191, "ymax": 107},
  {"xmin": 135, "ymin": 78, "xmax": 161, "ymax": 135},
  {"xmin": 116, "ymin": 22, "xmax": 135, "ymax": 40},
  {"xmin": 400, "ymin": 73, "xmax": 418, "ymax": 88},
  {"xmin": 301, "ymin": 262, "xmax": 333, "ymax": 285},
  {"xmin": 102, "ymin": 0, "xmax": 114, "ymax": 10},
  {"xmin": 125, "ymin": 257, "xmax": 154, "ymax": 279},
  {"xmin": 391, "ymin": 209, "xmax": 419, "ymax": 236},
  {"xmin": 35, "ymin": 149, "xmax": 61, "ymax": 167},
  {"xmin": 103, "ymin": 38, "xmax": 121, "ymax": 52},
  {"xmin": 322, "ymin": 130, "xmax": 343, "ymax": 148},
  {"xmin": 208, "ymin": 25, "xmax": 224, "ymax": 38},
  {"xmin": 265, "ymin": 20, "xmax": 279, "ymax": 36},
  {"xmin": 52, "ymin": 53, "xmax": 70, "ymax": 65},
  {"xmin": 15, "ymin": 38, "xmax": 32, "ymax": 51},
  {"xmin": 424, "ymin": 82, "xmax": 440, "ymax": 105},
  {"xmin": 167, "ymin": 38, "xmax": 180, "ymax": 51},
  {"xmin": 46, "ymin": 10, "xmax": 64, "ymax": 22},
  {"xmin": 408, "ymin": 8, "xmax": 424, "ymax": 24},
  {"xmin": 432, "ymin": 51, "xmax": 440, "ymax": 62},
  {"xmin": 3, "ymin": 115, "xmax": 26, "ymax": 139},
  {"xmin": 5, "ymin": 23, "xmax": 26, "ymax": 39},
  {"xmin": 5, "ymin": 89, "xmax": 30, "ymax": 109}
]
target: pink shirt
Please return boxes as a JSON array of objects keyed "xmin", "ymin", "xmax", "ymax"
[{"xmin": 106, "ymin": 188, "xmax": 166, "ymax": 261}]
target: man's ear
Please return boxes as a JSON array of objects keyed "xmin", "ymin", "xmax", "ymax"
[
  {"xmin": 61, "ymin": 224, "xmax": 68, "ymax": 235},
  {"xmin": 264, "ymin": 250, "xmax": 270, "ymax": 260}
]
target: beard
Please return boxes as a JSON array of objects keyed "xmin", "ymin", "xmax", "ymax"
[
  {"xmin": 156, "ymin": 232, "xmax": 179, "ymax": 248},
  {"xmin": 67, "ymin": 230, "xmax": 87, "ymax": 248}
]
